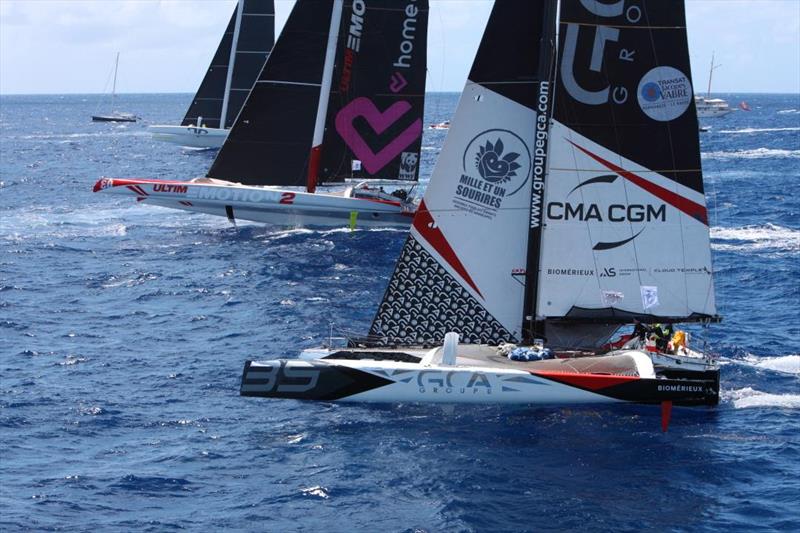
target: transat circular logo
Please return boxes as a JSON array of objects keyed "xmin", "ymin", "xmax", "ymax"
[{"xmin": 637, "ymin": 66, "xmax": 693, "ymax": 122}]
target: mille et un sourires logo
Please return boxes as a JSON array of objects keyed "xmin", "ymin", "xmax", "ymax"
[{"xmin": 454, "ymin": 129, "xmax": 531, "ymax": 219}]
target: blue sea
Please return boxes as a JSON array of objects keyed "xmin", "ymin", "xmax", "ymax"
[{"xmin": 1, "ymin": 92, "xmax": 799, "ymax": 531}]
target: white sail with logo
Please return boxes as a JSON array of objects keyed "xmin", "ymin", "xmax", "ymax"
[
  {"xmin": 535, "ymin": 0, "xmax": 717, "ymax": 326},
  {"xmin": 368, "ymin": 1, "xmax": 555, "ymax": 345}
]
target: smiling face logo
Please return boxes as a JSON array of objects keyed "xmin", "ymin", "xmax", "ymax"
[
  {"xmin": 451, "ymin": 129, "xmax": 532, "ymax": 220},
  {"xmin": 475, "ymin": 138, "xmax": 522, "ymax": 184}
]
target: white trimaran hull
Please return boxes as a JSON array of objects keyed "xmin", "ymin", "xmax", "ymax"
[
  {"xmin": 93, "ymin": 177, "xmax": 414, "ymax": 228},
  {"xmin": 148, "ymin": 125, "xmax": 228, "ymax": 149},
  {"xmin": 241, "ymin": 343, "xmax": 719, "ymax": 407}
]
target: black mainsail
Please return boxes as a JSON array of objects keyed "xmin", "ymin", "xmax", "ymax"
[
  {"xmin": 367, "ymin": 0, "xmax": 717, "ymax": 349},
  {"xmin": 207, "ymin": 0, "xmax": 429, "ymax": 188},
  {"xmin": 316, "ymin": 0, "xmax": 428, "ymax": 185},
  {"xmin": 182, "ymin": 0, "xmax": 275, "ymax": 130}
]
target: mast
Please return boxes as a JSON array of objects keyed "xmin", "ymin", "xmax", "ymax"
[
  {"xmin": 307, "ymin": 0, "xmax": 343, "ymax": 194},
  {"xmin": 220, "ymin": 0, "xmax": 245, "ymax": 130},
  {"xmin": 707, "ymin": 52, "xmax": 719, "ymax": 97},
  {"xmin": 112, "ymin": 52, "xmax": 120, "ymax": 109},
  {"xmin": 522, "ymin": 0, "xmax": 558, "ymax": 344}
]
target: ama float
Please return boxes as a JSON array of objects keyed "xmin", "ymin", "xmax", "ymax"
[
  {"xmin": 240, "ymin": 0, "xmax": 721, "ymax": 427},
  {"xmin": 94, "ymin": 0, "xmax": 428, "ymax": 229}
]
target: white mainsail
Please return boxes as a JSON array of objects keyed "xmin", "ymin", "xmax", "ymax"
[{"xmin": 369, "ymin": 1, "xmax": 555, "ymax": 345}]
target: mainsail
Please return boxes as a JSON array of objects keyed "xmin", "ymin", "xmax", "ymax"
[
  {"xmin": 534, "ymin": 0, "xmax": 718, "ymax": 335},
  {"xmin": 369, "ymin": 0, "xmax": 718, "ymax": 349},
  {"xmin": 318, "ymin": 0, "xmax": 428, "ymax": 184},
  {"xmin": 182, "ymin": 0, "xmax": 275, "ymax": 130},
  {"xmin": 207, "ymin": 0, "xmax": 428, "ymax": 188},
  {"xmin": 369, "ymin": 1, "xmax": 556, "ymax": 345}
]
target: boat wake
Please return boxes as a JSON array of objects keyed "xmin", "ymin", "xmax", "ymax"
[
  {"xmin": 722, "ymin": 387, "xmax": 800, "ymax": 409},
  {"xmin": 718, "ymin": 127, "xmax": 800, "ymax": 134},
  {"xmin": 702, "ymin": 148, "xmax": 800, "ymax": 160},
  {"xmin": 710, "ymin": 223, "xmax": 800, "ymax": 255},
  {"xmin": 725, "ymin": 354, "xmax": 800, "ymax": 376}
]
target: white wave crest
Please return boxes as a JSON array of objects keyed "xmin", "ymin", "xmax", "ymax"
[
  {"xmin": 777, "ymin": 109, "xmax": 799, "ymax": 114},
  {"xmin": 710, "ymin": 223, "xmax": 800, "ymax": 254},
  {"xmin": 702, "ymin": 148, "xmax": 800, "ymax": 160},
  {"xmin": 723, "ymin": 387, "xmax": 800, "ymax": 409},
  {"xmin": 718, "ymin": 127, "xmax": 800, "ymax": 134},
  {"xmin": 740, "ymin": 354, "xmax": 800, "ymax": 375}
]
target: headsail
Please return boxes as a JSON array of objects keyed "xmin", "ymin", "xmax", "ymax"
[
  {"xmin": 208, "ymin": 0, "xmax": 428, "ymax": 188},
  {"xmin": 368, "ymin": 1, "xmax": 557, "ymax": 346},
  {"xmin": 317, "ymin": 0, "xmax": 429, "ymax": 183},
  {"xmin": 534, "ymin": 0, "xmax": 718, "ymax": 328},
  {"xmin": 182, "ymin": 0, "xmax": 275, "ymax": 130}
]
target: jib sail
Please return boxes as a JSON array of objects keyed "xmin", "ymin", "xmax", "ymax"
[
  {"xmin": 534, "ymin": 0, "xmax": 718, "ymax": 331},
  {"xmin": 368, "ymin": 1, "xmax": 557, "ymax": 346},
  {"xmin": 182, "ymin": 0, "xmax": 275, "ymax": 130}
]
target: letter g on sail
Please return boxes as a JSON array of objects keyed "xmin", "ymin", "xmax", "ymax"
[{"xmin": 560, "ymin": 0, "xmax": 624, "ymax": 105}]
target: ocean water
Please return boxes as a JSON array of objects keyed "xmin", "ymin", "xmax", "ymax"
[{"xmin": 1, "ymin": 92, "xmax": 799, "ymax": 531}]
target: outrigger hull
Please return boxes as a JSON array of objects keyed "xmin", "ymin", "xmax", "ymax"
[
  {"xmin": 240, "ymin": 348, "xmax": 719, "ymax": 407},
  {"xmin": 92, "ymin": 177, "xmax": 414, "ymax": 228}
]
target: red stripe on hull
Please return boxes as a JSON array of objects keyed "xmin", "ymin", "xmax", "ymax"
[{"xmin": 530, "ymin": 371, "xmax": 639, "ymax": 391}]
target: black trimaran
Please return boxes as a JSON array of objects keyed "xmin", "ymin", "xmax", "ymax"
[
  {"xmin": 149, "ymin": 0, "xmax": 276, "ymax": 149},
  {"xmin": 95, "ymin": 0, "xmax": 429, "ymax": 229},
  {"xmin": 240, "ymin": 0, "xmax": 721, "ymax": 429}
]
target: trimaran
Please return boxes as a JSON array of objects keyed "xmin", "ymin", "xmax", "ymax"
[
  {"xmin": 94, "ymin": 0, "xmax": 428, "ymax": 229},
  {"xmin": 239, "ymin": 0, "xmax": 721, "ymax": 429},
  {"xmin": 148, "ymin": 0, "xmax": 276, "ymax": 149}
]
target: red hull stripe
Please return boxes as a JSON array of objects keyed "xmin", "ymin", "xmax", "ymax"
[
  {"xmin": 568, "ymin": 141, "xmax": 709, "ymax": 226},
  {"xmin": 109, "ymin": 178, "xmax": 189, "ymax": 187},
  {"xmin": 531, "ymin": 370, "xmax": 640, "ymax": 391},
  {"xmin": 413, "ymin": 200, "xmax": 482, "ymax": 298}
]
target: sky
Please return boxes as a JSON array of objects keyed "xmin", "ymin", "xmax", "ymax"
[{"xmin": 1, "ymin": 0, "xmax": 798, "ymax": 95}]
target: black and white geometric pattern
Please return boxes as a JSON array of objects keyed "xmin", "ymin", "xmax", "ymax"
[{"xmin": 368, "ymin": 236, "xmax": 515, "ymax": 346}]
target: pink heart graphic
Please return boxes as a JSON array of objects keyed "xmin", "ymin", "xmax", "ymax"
[{"xmin": 335, "ymin": 97, "xmax": 422, "ymax": 174}]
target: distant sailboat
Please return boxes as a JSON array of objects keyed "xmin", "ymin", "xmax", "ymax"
[
  {"xmin": 95, "ymin": 0, "xmax": 429, "ymax": 229},
  {"xmin": 694, "ymin": 53, "xmax": 734, "ymax": 118},
  {"xmin": 239, "ymin": 0, "xmax": 721, "ymax": 427},
  {"xmin": 92, "ymin": 52, "xmax": 137, "ymax": 123},
  {"xmin": 148, "ymin": 0, "xmax": 275, "ymax": 149}
]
